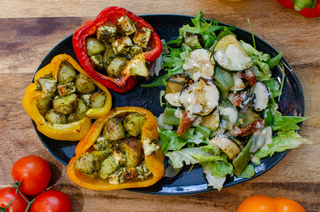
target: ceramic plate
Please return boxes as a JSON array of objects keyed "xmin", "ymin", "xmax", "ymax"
[{"xmin": 32, "ymin": 14, "xmax": 305, "ymax": 195}]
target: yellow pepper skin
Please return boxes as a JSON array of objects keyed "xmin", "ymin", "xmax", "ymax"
[
  {"xmin": 67, "ymin": 107, "xmax": 165, "ymax": 190},
  {"xmin": 22, "ymin": 54, "xmax": 112, "ymax": 141}
]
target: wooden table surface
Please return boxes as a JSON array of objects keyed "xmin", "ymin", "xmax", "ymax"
[{"xmin": 1, "ymin": 0, "xmax": 319, "ymax": 211}]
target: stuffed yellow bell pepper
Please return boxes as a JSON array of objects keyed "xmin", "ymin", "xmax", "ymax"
[
  {"xmin": 22, "ymin": 54, "xmax": 112, "ymax": 141},
  {"xmin": 67, "ymin": 107, "xmax": 165, "ymax": 190}
]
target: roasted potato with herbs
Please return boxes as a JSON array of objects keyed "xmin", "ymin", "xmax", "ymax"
[
  {"xmin": 85, "ymin": 14, "xmax": 152, "ymax": 79},
  {"xmin": 123, "ymin": 113, "xmax": 146, "ymax": 137},
  {"xmin": 35, "ymin": 61, "xmax": 108, "ymax": 125},
  {"xmin": 70, "ymin": 108, "xmax": 163, "ymax": 187}
]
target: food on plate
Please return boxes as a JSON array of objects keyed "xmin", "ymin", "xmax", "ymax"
[
  {"xmin": 67, "ymin": 107, "xmax": 165, "ymax": 190},
  {"xmin": 73, "ymin": 6, "xmax": 162, "ymax": 93},
  {"xmin": 147, "ymin": 11, "xmax": 310, "ymax": 190},
  {"xmin": 22, "ymin": 54, "xmax": 112, "ymax": 141},
  {"xmin": 237, "ymin": 195, "xmax": 306, "ymax": 212},
  {"xmin": 12, "ymin": 155, "xmax": 51, "ymax": 196}
]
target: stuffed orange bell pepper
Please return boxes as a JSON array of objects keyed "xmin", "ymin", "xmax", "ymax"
[
  {"xmin": 22, "ymin": 54, "xmax": 112, "ymax": 141},
  {"xmin": 67, "ymin": 107, "xmax": 165, "ymax": 190},
  {"xmin": 73, "ymin": 6, "xmax": 163, "ymax": 93}
]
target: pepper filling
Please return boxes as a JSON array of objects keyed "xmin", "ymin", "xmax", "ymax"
[
  {"xmin": 73, "ymin": 112, "xmax": 153, "ymax": 184},
  {"xmin": 36, "ymin": 61, "xmax": 107, "ymax": 124},
  {"xmin": 86, "ymin": 15, "xmax": 152, "ymax": 79}
]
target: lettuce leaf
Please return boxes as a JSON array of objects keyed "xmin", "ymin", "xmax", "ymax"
[
  {"xmin": 272, "ymin": 115, "xmax": 310, "ymax": 131},
  {"xmin": 165, "ymin": 147, "xmax": 215, "ymax": 168},
  {"xmin": 252, "ymin": 130, "xmax": 312, "ymax": 165}
]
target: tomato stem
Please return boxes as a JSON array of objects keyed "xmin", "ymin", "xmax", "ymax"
[{"xmin": 12, "ymin": 181, "xmax": 35, "ymax": 212}]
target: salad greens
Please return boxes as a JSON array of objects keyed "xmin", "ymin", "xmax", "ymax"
[{"xmin": 148, "ymin": 11, "xmax": 311, "ymax": 190}]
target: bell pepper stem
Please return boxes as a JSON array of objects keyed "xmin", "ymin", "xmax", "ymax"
[{"xmin": 293, "ymin": 0, "xmax": 317, "ymax": 11}]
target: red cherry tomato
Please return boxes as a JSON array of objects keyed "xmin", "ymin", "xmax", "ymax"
[
  {"xmin": 274, "ymin": 197, "xmax": 306, "ymax": 212},
  {"xmin": 12, "ymin": 155, "xmax": 51, "ymax": 195},
  {"xmin": 277, "ymin": 0, "xmax": 295, "ymax": 9},
  {"xmin": 237, "ymin": 195, "xmax": 306, "ymax": 212},
  {"xmin": 30, "ymin": 190, "xmax": 72, "ymax": 212},
  {"xmin": 237, "ymin": 195, "xmax": 277, "ymax": 212},
  {"xmin": 0, "ymin": 187, "xmax": 29, "ymax": 212}
]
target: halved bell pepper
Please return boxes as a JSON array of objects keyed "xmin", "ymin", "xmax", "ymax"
[
  {"xmin": 67, "ymin": 107, "xmax": 165, "ymax": 190},
  {"xmin": 72, "ymin": 6, "xmax": 163, "ymax": 93},
  {"xmin": 22, "ymin": 54, "xmax": 112, "ymax": 141}
]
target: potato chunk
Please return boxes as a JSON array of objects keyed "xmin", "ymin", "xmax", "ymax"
[
  {"xmin": 74, "ymin": 152, "xmax": 100, "ymax": 178},
  {"xmin": 36, "ymin": 93, "xmax": 54, "ymax": 116},
  {"xmin": 103, "ymin": 118, "xmax": 126, "ymax": 141},
  {"xmin": 57, "ymin": 61, "xmax": 77, "ymax": 85},
  {"xmin": 103, "ymin": 45, "xmax": 116, "ymax": 67},
  {"xmin": 99, "ymin": 155, "xmax": 119, "ymax": 179},
  {"xmin": 75, "ymin": 73, "xmax": 96, "ymax": 94},
  {"xmin": 57, "ymin": 82, "xmax": 76, "ymax": 96},
  {"xmin": 106, "ymin": 57, "xmax": 128, "ymax": 78},
  {"xmin": 121, "ymin": 137, "xmax": 143, "ymax": 168},
  {"xmin": 86, "ymin": 37, "xmax": 105, "ymax": 57},
  {"xmin": 90, "ymin": 54, "xmax": 104, "ymax": 70},
  {"xmin": 52, "ymin": 93, "xmax": 77, "ymax": 115},
  {"xmin": 90, "ymin": 91, "xmax": 106, "ymax": 108},
  {"xmin": 44, "ymin": 108, "xmax": 67, "ymax": 124},
  {"xmin": 67, "ymin": 98, "xmax": 88, "ymax": 123},
  {"xmin": 123, "ymin": 113, "xmax": 146, "ymax": 137}
]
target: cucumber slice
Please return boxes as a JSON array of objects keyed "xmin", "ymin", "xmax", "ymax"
[
  {"xmin": 179, "ymin": 78, "xmax": 219, "ymax": 116},
  {"xmin": 214, "ymin": 35, "xmax": 253, "ymax": 72}
]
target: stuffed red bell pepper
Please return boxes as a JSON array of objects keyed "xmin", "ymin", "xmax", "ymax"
[{"xmin": 73, "ymin": 6, "xmax": 163, "ymax": 93}]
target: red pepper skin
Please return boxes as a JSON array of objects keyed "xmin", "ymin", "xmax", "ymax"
[
  {"xmin": 73, "ymin": 7, "xmax": 162, "ymax": 93},
  {"xmin": 277, "ymin": 0, "xmax": 295, "ymax": 9},
  {"xmin": 300, "ymin": 2, "xmax": 320, "ymax": 17}
]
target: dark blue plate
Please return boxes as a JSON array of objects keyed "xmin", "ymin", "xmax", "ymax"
[{"xmin": 33, "ymin": 14, "xmax": 305, "ymax": 195}]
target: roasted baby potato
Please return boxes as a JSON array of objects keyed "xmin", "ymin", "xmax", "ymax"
[
  {"xmin": 120, "ymin": 137, "xmax": 143, "ymax": 168},
  {"xmin": 57, "ymin": 61, "xmax": 77, "ymax": 84},
  {"xmin": 123, "ymin": 112, "xmax": 146, "ymax": 137},
  {"xmin": 44, "ymin": 108, "xmax": 67, "ymax": 124},
  {"xmin": 67, "ymin": 98, "xmax": 88, "ymax": 123},
  {"xmin": 52, "ymin": 93, "xmax": 77, "ymax": 115},
  {"xmin": 74, "ymin": 152, "xmax": 100, "ymax": 178},
  {"xmin": 75, "ymin": 73, "xmax": 96, "ymax": 94},
  {"xmin": 103, "ymin": 118, "xmax": 126, "ymax": 141},
  {"xmin": 86, "ymin": 37, "xmax": 105, "ymax": 57},
  {"xmin": 106, "ymin": 57, "xmax": 128, "ymax": 78},
  {"xmin": 90, "ymin": 91, "xmax": 106, "ymax": 108}
]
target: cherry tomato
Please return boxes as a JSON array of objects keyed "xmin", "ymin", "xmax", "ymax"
[
  {"xmin": 274, "ymin": 197, "xmax": 306, "ymax": 212},
  {"xmin": 237, "ymin": 195, "xmax": 277, "ymax": 212},
  {"xmin": 30, "ymin": 190, "xmax": 72, "ymax": 212},
  {"xmin": 12, "ymin": 155, "xmax": 51, "ymax": 195},
  {"xmin": 277, "ymin": 0, "xmax": 295, "ymax": 9},
  {"xmin": 237, "ymin": 195, "xmax": 306, "ymax": 212},
  {"xmin": 0, "ymin": 187, "xmax": 29, "ymax": 212}
]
